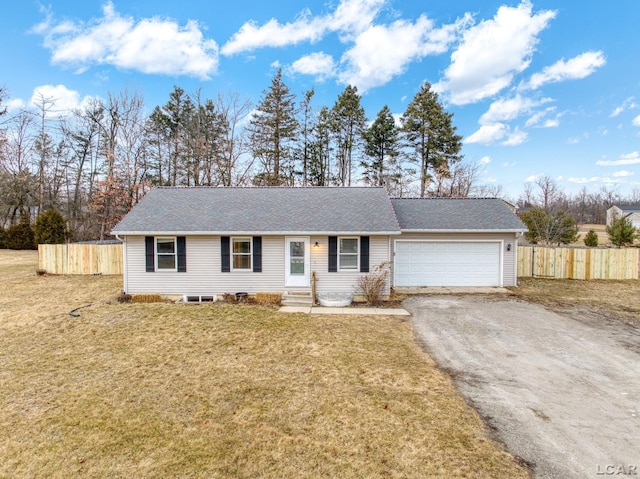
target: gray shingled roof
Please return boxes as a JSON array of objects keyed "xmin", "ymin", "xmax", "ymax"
[
  {"xmin": 391, "ymin": 198, "xmax": 527, "ymax": 231},
  {"xmin": 616, "ymin": 205, "xmax": 640, "ymax": 212},
  {"xmin": 112, "ymin": 187, "xmax": 401, "ymax": 234}
]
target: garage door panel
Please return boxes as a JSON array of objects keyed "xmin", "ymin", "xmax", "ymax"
[{"xmin": 395, "ymin": 241, "xmax": 501, "ymax": 287}]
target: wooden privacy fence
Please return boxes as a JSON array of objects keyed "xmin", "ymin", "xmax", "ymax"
[
  {"xmin": 38, "ymin": 243, "xmax": 123, "ymax": 275},
  {"xmin": 517, "ymin": 245, "xmax": 639, "ymax": 280}
]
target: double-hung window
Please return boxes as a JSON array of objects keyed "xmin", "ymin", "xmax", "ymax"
[
  {"xmin": 338, "ymin": 237, "xmax": 359, "ymax": 270},
  {"xmin": 232, "ymin": 237, "xmax": 252, "ymax": 270},
  {"xmin": 156, "ymin": 237, "xmax": 177, "ymax": 271}
]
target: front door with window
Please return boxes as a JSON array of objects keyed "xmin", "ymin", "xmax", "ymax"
[{"xmin": 285, "ymin": 237, "xmax": 310, "ymax": 287}]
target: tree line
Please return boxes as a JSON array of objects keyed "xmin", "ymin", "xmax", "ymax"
[
  {"xmin": 1, "ymin": 72, "xmax": 640, "ymax": 245},
  {"xmin": 0, "ymin": 72, "xmax": 467, "ymax": 241}
]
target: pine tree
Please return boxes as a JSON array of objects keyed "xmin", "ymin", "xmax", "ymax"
[
  {"xmin": 34, "ymin": 209, "xmax": 68, "ymax": 244},
  {"xmin": 330, "ymin": 86, "xmax": 366, "ymax": 186},
  {"xmin": 249, "ymin": 69, "xmax": 299, "ymax": 186},
  {"xmin": 583, "ymin": 229, "xmax": 599, "ymax": 247},
  {"xmin": 401, "ymin": 82, "xmax": 463, "ymax": 197},
  {"xmin": 362, "ymin": 105, "xmax": 400, "ymax": 189},
  {"xmin": 606, "ymin": 217, "xmax": 638, "ymax": 247}
]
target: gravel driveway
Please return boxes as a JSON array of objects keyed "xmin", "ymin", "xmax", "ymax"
[{"xmin": 405, "ymin": 295, "xmax": 640, "ymax": 479}]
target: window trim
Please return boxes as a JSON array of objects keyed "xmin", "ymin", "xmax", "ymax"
[
  {"xmin": 338, "ymin": 236, "xmax": 359, "ymax": 271},
  {"xmin": 155, "ymin": 236, "xmax": 177, "ymax": 272},
  {"xmin": 231, "ymin": 236, "xmax": 253, "ymax": 271}
]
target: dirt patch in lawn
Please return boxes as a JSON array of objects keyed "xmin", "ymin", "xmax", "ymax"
[
  {"xmin": 0, "ymin": 250, "xmax": 529, "ymax": 479},
  {"xmin": 509, "ymin": 277, "xmax": 640, "ymax": 326}
]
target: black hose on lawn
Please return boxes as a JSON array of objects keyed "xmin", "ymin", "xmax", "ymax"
[{"xmin": 69, "ymin": 304, "xmax": 92, "ymax": 317}]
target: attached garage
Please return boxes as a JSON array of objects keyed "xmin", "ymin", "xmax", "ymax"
[
  {"xmin": 394, "ymin": 240, "xmax": 502, "ymax": 287},
  {"xmin": 390, "ymin": 198, "xmax": 528, "ymax": 288}
]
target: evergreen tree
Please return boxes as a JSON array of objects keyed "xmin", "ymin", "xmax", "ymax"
[
  {"xmin": 606, "ymin": 217, "xmax": 638, "ymax": 247},
  {"xmin": 362, "ymin": 105, "xmax": 400, "ymax": 188},
  {"xmin": 330, "ymin": 86, "xmax": 366, "ymax": 186},
  {"xmin": 248, "ymin": 69, "xmax": 299, "ymax": 186},
  {"xmin": 583, "ymin": 229, "xmax": 599, "ymax": 247},
  {"xmin": 34, "ymin": 209, "xmax": 68, "ymax": 244},
  {"xmin": 4, "ymin": 214, "xmax": 35, "ymax": 250},
  {"xmin": 520, "ymin": 207, "xmax": 580, "ymax": 245},
  {"xmin": 307, "ymin": 106, "xmax": 332, "ymax": 186},
  {"xmin": 401, "ymin": 82, "xmax": 463, "ymax": 197}
]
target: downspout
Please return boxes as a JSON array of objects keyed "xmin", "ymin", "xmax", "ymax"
[{"xmin": 115, "ymin": 234, "xmax": 127, "ymax": 294}]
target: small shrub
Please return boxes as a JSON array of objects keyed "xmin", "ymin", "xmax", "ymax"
[
  {"xmin": 606, "ymin": 217, "xmax": 639, "ymax": 247},
  {"xmin": 220, "ymin": 293, "xmax": 238, "ymax": 303},
  {"xmin": 117, "ymin": 292, "xmax": 132, "ymax": 303},
  {"xmin": 255, "ymin": 292, "xmax": 282, "ymax": 305},
  {"xmin": 131, "ymin": 294, "xmax": 163, "ymax": 303},
  {"xmin": 36, "ymin": 269, "xmax": 47, "ymax": 276},
  {"xmin": 0, "ymin": 227, "xmax": 5, "ymax": 248},
  {"xmin": 583, "ymin": 229, "xmax": 599, "ymax": 247},
  {"xmin": 357, "ymin": 262, "xmax": 390, "ymax": 306},
  {"xmin": 34, "ymin": 209, "xmax": 68, "ymax": 245},
  {"xmin": 4, "ymin": 222, "xmax": 35, "ymax": 250}
]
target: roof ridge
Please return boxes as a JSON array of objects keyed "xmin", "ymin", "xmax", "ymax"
[{"xmin": 390, "ymin": 196, "xmax": 499, "ymax": 200}]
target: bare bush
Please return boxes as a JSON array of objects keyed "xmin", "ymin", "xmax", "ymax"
[{"xmin": 357, "ymin": 262, "xmax": 390, "ymax": 306}]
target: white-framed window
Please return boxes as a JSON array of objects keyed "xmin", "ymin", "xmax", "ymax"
[
  {"xmin": 156, "ymin": 237, "xmax": 177, "ymax": 271},
  {"xmin": 232, "ymin": 237, "xmax": 252, "ymax": 271},
  {"xmin": 338, "ymin": 237, "xmax": 359, "ymax": 271}
]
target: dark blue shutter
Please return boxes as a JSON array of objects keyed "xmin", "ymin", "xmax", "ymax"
[
  {"xmin": 252, "ymin": 236, "xmax": 262, "ymax": 272},
  {"xmin": 145, "ymin": 236, "xmax": 155, "ymax": 272},
  {"xmin": 177, "ymin": 236, "xmax": 186, "ymax": 272},
  {"xmin": 360, "ymin": 236, "xmax": 370, "ymax": 273},
  {"xmin": 221, "ymin": 236, "xmax": 230, "ymax": 272},
  {"xmin": 328, "ymin": 236, "xmax": 338, "ymax": 273}
]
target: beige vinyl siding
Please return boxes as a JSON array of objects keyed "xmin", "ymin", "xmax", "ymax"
[
  {"xmin": 124, "ymin": 234, "xmax": 392, "ymax": 295},
  {"xmin": 125, "ymin": 235, "xmax": 285, "ymax": 295},
  {"xmin": 310, "ymin": 235, "xmax": 391, "ymax": 294},
  {"xmin": 392, "ymin": 232, "xmax": 519, "ymax": 287}
]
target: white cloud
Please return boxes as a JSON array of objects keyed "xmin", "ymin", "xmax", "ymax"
[
  {"xmin": 610, "ymin": 97, "xmax": 637, "ymax": 117},
  {"xmin": 465, "ymin": 123, "xmax": 527, "ymax": 146},
  {"xmin": 465, "ymin": 123, "xmax": 508, "ymax": 144},
  {"xmin": 526, "ymin": 50, "xmax": 605, "ymax": 90},
  {"xmin": 434, "ymin": 1, "xmax": 556, "ymax": 105},
  {"xmin": 502, "ymin": 161, "xmax": 517, "ymax": 167},
  {"xmin": 525, "ymin": 174, "xmax": 542, "ymax": 182},
  {"xmin": 633, "ymin": 115, "xmax": 640, "ymax": 127},
  {"xmin": 568, "ymin": 176, "xmax": 601, "ymax": 184},
  {"xmin": 29, "ymin": 84, "xmax": 96, "ymax": 116},
  {"xmin": 289, "ymin": 52, "xmax": 336, "ymax": 80},
  {"xmin": 6, "ymin": 98, "xmax": 26, "ymax": 112},
  {"xmin": 542, "ymin": 119, "xmax": 560, "ymax": 128},
  {"xmin": 479, "ymin": 156, "xmax": 491, "ymax": 165},
  {"xmin": 338, "ymin": 14, "xmax": 469, "ymax": 91},
  {"xmin": 34, "ymin": 2, "xmax": 218, "ymax": 79},
  {"xmin": 480, "ymin": 94, "xmax": 551, "ymax": 126},
  {"xmin": 502, "ymin": 128, "xmax": 528, "ymax": 146},
  {"xmin": 596, "ymin": 152, "xmax": 640, "ymax": 166},
  {"xmin": 221, "ymin": 0, "xmax": 385, "ymax": 56},
  {"xmin": 612, "ymin": 170, "xmax": 634, "ymax": 177}
]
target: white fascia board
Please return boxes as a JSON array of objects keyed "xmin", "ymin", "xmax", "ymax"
[
  {"xmin": 399, "ymin": 228, "xmax": 528, "ymax": 233},
  {"xmin": 112, "ymin": 230, "xmax": 402, "ymax": 236}
]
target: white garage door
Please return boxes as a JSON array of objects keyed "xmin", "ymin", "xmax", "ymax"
[{"xmin": 394, "ymin": 241, "xmax": 501, "ymax": 287}]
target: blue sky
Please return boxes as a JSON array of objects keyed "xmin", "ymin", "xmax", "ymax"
[{"xmin": 2, "ymin": 0, "xmax": 639, "ymax": 198}]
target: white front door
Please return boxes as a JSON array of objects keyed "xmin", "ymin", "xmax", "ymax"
[{"xmin": 285, "ymin": 237, "xmax": 310, "ymax": 287}]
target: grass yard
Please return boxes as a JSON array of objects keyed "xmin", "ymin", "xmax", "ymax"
[
  {"xmin": 510, "ymin": 277, "xmax": 640, "ymax": 325},
  {"xmin": 0, "ymin": 249, "xmax": 528, "ymax": 479}
]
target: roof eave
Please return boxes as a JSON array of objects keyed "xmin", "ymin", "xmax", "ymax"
[
  {"xmin": 399, "ymin": 228, "xmax": 528, "ymax": 233},
  {"xmin": 112, "ymin": 230, "xmax": 402, "ymax": 236}
]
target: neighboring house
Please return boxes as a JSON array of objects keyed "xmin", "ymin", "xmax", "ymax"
[
  {"xmin": 606, "ymin": 205, "xmax": 640, "ymax": 229},
  {"xmin": 111, "ymin": 187, "xmax": 527, "ymax": 298}
]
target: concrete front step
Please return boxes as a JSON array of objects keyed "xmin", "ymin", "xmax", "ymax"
[{"xmin": 281, "ymin": 291, "xmax": 313, "ymax": 307}]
